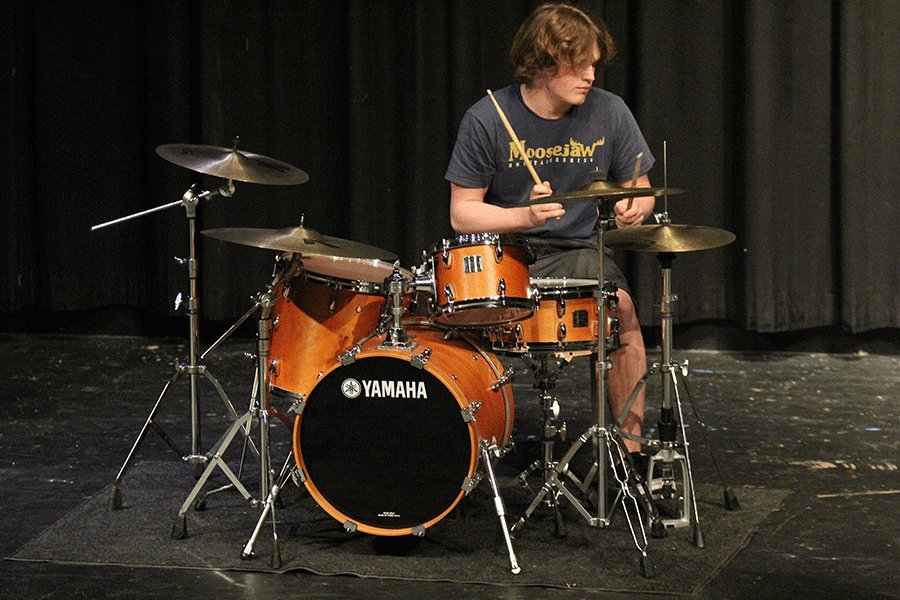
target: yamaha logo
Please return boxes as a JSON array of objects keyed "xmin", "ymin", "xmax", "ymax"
[
  {"xmin": 341, "ymin": 378, "xmax": 428, "ymax": 400},
  {"xmin": 341, "ymin": 378, "xmax": 362, "ymax": 398}
]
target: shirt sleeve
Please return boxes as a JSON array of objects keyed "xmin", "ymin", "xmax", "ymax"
[{"xmin": 445, "ymin": 107, "xmax": 499, "ymax": 189}]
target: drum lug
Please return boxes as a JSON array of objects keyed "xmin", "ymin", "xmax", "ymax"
[
  {"xmin": 268, "ymin": 359, "xmax": 280, "ymax": 377},
  {"xmin": 343, "ymin": 521, "xmax": 358, "ymax": 533},
  {"xmin": 494, "ymin": 242, "xmax": 503, "ymax": 262},
  {"xmin": 410, "ymin": 347, "xmax": 432, "ymax": 369},
  {"xmin": 491, "ymin": 366, "xmax": 515, "ymax": 390},
  {"xmin": 461, "ymin": 401, "xmax": 483, "ymax": 423},
  {"xmin": 444, "ymin": 283, "xmax": 455, "ymax": 302},
  {"xmin": 339, "ymin": 345, "xmax": 361, "ymax": 366},
  {"xmin": 462, "ymin": 475, "xmax": 481, "ymax": 494},
  {"xmin": 513, "ymin": 323, "xmax": 524, "ymax": 346},
  {"xmin": 497, "ymin": 278, "xmax": 506, "ymax": 298},
  {"xmin": 412, "ymin": 525, "xmax": 426, "ymax": 537},
  {"xmin": 557, "ymin": 322, "xmax": 567, "ymax": 343},
  {"xmin": 557, "ymin": 297, "xmax": 566, "ymax": 318},
  {"xmin": 291, "ymin": 468, "xmax": 307, "ymax": 486},
  {"xmin": 289, "ymin": 399, "xmax": 306, "ymax": 416}
]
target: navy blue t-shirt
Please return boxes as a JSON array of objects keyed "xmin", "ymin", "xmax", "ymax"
[{"xmin": 445, "ymin": 84, "xmax": 654, "ymax": 242}]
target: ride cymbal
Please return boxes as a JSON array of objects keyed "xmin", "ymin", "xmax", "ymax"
[
  {"xmin": 603, "ymin": 224, "xmax": 736, "ymax": 253},
  {"xmin": 157, "ymin": 144, "xmax": 309, "ymax": 185},
  {"xmin": 202, "ymin": 227, "xmax": 397, "ymax": 261}
]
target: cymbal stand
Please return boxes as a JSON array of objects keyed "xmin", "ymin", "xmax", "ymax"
[
  {"xmin": 96, "ymin": 181, "xmax": 248, "ymax": 511},
  {"xmin": 506, "ymin": 184, "xmax": 655, "ymax": 575},
  {"xmin": 171, "ymin": 258, "xmax": 297, "ymax": 539},
  {"xmin": 242, "ymin": 447, "xmax": 299, "ymax": 568}
]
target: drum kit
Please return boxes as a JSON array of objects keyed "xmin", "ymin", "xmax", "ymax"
[{"xmin": 94, "ymin": 140, "xmax": 737, "ymax": 577}]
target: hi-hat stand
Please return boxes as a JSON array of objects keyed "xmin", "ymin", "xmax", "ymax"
[
  {"xmin": 611, "ymin": 244, "xmax": 740, "ymax": 544},
  {"xmin": 95, "ymin": 181, "xmax": 250, "ymax": 511}
]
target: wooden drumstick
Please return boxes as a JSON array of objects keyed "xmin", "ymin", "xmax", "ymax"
[
  {"xmin": 625, "ymin": 152, "xmax": 643, "ymax": 211},
  {"xmin": 487, "ymin": 89, "xmax": 543, "ymax": 188}
]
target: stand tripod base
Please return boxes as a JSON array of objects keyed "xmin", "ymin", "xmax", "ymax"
[{"xmin": 171, "ymin": 411, "xmax": 259, "ymax": 539}]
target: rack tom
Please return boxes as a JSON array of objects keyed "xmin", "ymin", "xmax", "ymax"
[{"xmin": 426, "ymin": 234, "xmax": 533, "ymax": 327}]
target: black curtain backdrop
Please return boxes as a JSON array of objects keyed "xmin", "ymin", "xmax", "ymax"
[{"xmin": 2, "ymin": 0, "xmax": 898, "ymax": 334}]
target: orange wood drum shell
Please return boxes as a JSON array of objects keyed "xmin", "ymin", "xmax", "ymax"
[
  {"xmin": 292, "ymin": 321, "xmax": 514, "ymax": 536},
  {"xmin": 430, "ymin": 240, "xmax": 533, "ymax": 327},
  {"xmin": 268, "ymin": 273, "xmax": 388, "ymax": 398},
  {"xmin": 489, "ymin": 278, "xmax": 615, "ymax": 356}
]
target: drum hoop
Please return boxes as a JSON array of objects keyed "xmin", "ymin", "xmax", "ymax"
[
  {"xmin": 427, "ymin": 233, "xmax": 529, "ymax": 255},
  {"xmin": 299, "ymin": 269, "xmax": 391, "ymax": 294},
  {"xmin": 433, "ymin": 298, "xmax": 534, "ymax": 327},
  {"xmin": 532, "ymin": 277, "xmax": 601, "ymax": 296}
]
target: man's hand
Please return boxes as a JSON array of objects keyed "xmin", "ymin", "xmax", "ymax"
[{"xmin": 527, "ymin": 181, "xmax": 565, "ymax": 226}]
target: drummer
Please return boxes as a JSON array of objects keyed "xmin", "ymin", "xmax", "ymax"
[{"xmin": 445, "ymin": 3, "xmax": 654, "ymax": 465}]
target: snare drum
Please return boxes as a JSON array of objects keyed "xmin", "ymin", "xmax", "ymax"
[
  {"xmin": 426, "ymin": 234, "xmax": 533, "ymax": 327},
  {"xmin": 489, "ymin": 277, "xmax": 618, "ymax": 356},
  {"xmin": 268, "ymin": 260, "xmax": 412, "ymax": 398},
  {"xmin": 292, "ymin": 320, "xmax": 514, "ymax": 536}
]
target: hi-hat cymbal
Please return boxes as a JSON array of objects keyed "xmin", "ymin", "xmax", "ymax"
[
  {"xmin": 157, "ymin": 144, "xmax": 309, "ymax": 185},
  {"xmin": 202, "ymin": 226, "xmax": 397, "ymax": 261},
  {"xmin": 603, "ymin": 224, "xmax": 736, "ymax": 253},
  {"xmin": 524, "ymin": 180, "xmax": 685, "ymax": 205}
]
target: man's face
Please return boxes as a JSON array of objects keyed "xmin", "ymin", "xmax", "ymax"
[{"xmin": 545, "ymin": 43, "xmax": 601, "ymax": 108}]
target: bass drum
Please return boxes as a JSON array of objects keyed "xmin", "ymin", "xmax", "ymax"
[{"xmin": 293, "ymin": 321, "xmax": 514, "ymax": 536}]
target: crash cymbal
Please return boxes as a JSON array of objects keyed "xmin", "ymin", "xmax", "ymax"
[
  {"xmin": 202, "ymin": 226, "xmax": 397, "ymax": 261},
  {"xmin": 603, "ymin": 224, "xmax": 736, "ymax": 253},
  {"xmin": 524, "ymin": 180, "xmax": 685, "ymax": 205},
  {"xmin": 157, "ymin": 144, "xmax": 309, "ymax": 185}
]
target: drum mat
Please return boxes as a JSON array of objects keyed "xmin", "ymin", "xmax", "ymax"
[{"xmin": 8, "ymin": 461, "xmax": 790, "ymax": 595}]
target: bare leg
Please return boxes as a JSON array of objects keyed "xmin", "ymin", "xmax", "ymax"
[{"xmin": 607, "ymin": 290, "xmax": 646, "ymax": 453}]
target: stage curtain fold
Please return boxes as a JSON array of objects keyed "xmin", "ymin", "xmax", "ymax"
[{"xmin": 2, "ymin": 0, "xmax": 898, "ymax": 333}]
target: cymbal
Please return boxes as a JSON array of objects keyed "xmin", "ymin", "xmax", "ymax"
[
  {"xmin": 157, "ymin": 144, "xmax": 309, "ymax": 185},
  {"xmin": 524, "ymin": 180, "xmax": 685, "ymax": 205},
  {"xmin": 202, "ymin": 226, "xmax": 397, "ymax": 261},
  {"xmin": 603, "ymin": 224, "xmax": 736, "ymax": 253}
]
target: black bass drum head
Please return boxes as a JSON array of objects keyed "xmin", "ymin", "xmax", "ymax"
[{"xmin": 296, "ymin": 354, "xmax": 474, "ymax": 535}]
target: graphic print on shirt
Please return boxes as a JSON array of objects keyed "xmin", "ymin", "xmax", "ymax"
[{"xmin": 506, "ymin": 137, "xmax": 605, "ymax": 170}]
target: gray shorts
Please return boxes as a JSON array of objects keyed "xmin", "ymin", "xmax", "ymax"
[{"xmin": 527, "ymin": 240, "xmax": 631, "ymax": 298}]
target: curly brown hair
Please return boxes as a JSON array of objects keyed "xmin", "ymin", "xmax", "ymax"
[{"xmin": 510, "ymin": 3, "xmax": 616, "ymax": 84}]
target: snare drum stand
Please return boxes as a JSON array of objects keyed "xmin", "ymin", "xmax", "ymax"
[
  {"xmin": 509, "ymin": 353, "xmax": 583, "ymax": 537},
  {"xmin": 96, "ymin": 182, "xmax": 250, "ymax": 513}
]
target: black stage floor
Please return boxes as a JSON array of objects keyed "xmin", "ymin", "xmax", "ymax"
[{"xmin": 0, "ymin": 329, "xmax": 898, "ymax": 599}]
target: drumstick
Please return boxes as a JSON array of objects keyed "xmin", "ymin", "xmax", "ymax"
[
  {"xmin": 487, "ymin": 89, "xmax": 543, "ymax": 188},
  {"xmin": 625, "ymin": 152, "xmax": 643, "ymax": 211}
]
